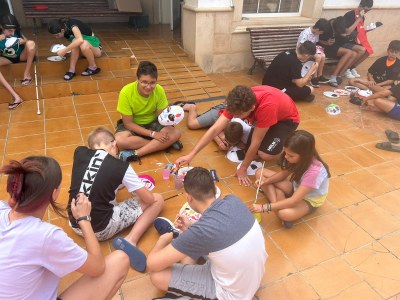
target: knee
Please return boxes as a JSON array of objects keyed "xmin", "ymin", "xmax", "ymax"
[
  {"xmin": 187, "ymin": 121, "xmax": 201, "ymax": 130},
  {"xmin": 26, "ymin": 40, "xmax": 36, "ymax": 51},
  {"xmin": 153, "ymin": 193, "xmax": 165, "ymax": 209},
  {"xmin": 255, "ymin": 168, "xmax": 262, "ymax": 179},
  {"xmin": 80, "ymin": 41, "xmax": 90, "ymax": 51},
  {"xmin": 277, "ymin": 209, "xmax": 292, "ymax": 221},
  {"xmin": 170, "ymin": 127, "xmax": 182, "ymax": 140},
  {"xmin": 348, "ymin": 78, "xmax": 355, "ymax": 85},
  {"xmin": 149, "ymin": 272, "xmax": 165, "ymax": 290}
]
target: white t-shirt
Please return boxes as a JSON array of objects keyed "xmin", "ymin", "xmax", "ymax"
[
  {"xmin": 0, "ymin": 201, "xmax": 87, "ymax": 300},
  {"xmin": 297, "ymin": 27, "xmax": 319, "ymax": 46},
  {"xmin": 172, "ymin": 195, "xmax": 267, "ymax": 300},
  {"xmin": 231, "ymin": 118, "xmax": 252, "ymax": 144}
]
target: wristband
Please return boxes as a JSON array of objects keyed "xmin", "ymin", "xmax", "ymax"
[
  {"xmin": 76, "ymin": 215, "xmax": 91, "ymax": 223},
  {"xmin": 150, "ymin": 131, "xmax": 155, "ymax": 138},
  {"xmin": 266, "ymin": 203, "xmax": 271, "ymax": 213}
]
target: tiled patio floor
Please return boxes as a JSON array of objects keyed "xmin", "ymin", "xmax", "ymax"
[{"xmin": 0, "ymin": 23, "xmax": 400, "ymax": 299}]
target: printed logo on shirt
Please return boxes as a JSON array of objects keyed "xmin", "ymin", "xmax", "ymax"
[
  {"xmin": 267, "ymin": 138, "xmax": 281, "ymax": 151},
  {"xmin": 79, "ymin": 150, "xmax": 107, "ymax": 197}
]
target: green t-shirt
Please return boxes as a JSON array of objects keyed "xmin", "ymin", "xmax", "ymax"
[{"xmin": 117, "ymin": 81, "xmax": 168, "ymax": 125}]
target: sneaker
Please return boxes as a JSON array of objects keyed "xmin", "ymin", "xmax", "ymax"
[
  {"xmin": 119, "ymin": 150, "xmax": 142, "ymax": 164},
  {"xmin": 310, "ymin": 77, "xmax": 319, "ymax": 88},
  {"xmin": 154, "ymin": 217, "xmax": 179, "ymax": 238},
  {"xmin": 171, "ymin": 140, "xmax": 183, "ymax": 150},
  {"xmin": 304, "ymin": 94, "xmax": 315, "ymax": 102},
  {"xmin": 344, "ymin": 69, "xmax": 355, "ymax": 79},
  {"xmin": 349, "ymin": 93, "xmax": 363, "ymax": 105},
  {"xmin": 336, "ymin": 76, "xmax": 343, "ymax": 85},
  {"xmin": 350, "ymin": 68, "xmax": 361, "ymax": 78},
  {"xmin": 283, "ymin": 221, "xmax": 294, "ymax": 229},
  {"xmin": 329, "ymin": 78, "xmax": 339, "ymax": 87},
  {"xmin": 318, "ymin": 76, "xmax": 330, "ymax": 84}
]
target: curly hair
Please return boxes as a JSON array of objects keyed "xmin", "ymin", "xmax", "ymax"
[{"xmin": 226, "ymin": 86, "xmax": 256, "ymax": 115}]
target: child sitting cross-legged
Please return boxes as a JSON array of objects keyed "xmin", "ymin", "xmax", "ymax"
[
  {"xmin": 249, "ymin": 130, "xmax": 330, "ymax": 228},
  {"xmin": 349, "ymin": 40, "xmax": 400, "ymax": 92}
]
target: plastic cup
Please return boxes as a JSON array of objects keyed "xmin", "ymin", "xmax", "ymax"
[
  {"xmin": 162, "ymin": 169, "xmax": 170, "ymax": 180},
  {"xmin": 174, "ymin": 174, "xmax": 184, "ymax": 189}
]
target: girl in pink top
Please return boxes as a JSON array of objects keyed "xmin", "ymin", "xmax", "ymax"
[{"xmin": 250, "ymin": 130, "xmax": 330, "ymax": 228}]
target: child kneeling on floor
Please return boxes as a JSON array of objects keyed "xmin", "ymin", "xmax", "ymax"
[{"xmin": 250, "ymin": 130, "xmax": 330, "ymax": 228}]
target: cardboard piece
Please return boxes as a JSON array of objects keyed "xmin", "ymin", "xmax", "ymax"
[{"xmin": 115, "ymin": 0, "xmax": 142, "ymax": 12}]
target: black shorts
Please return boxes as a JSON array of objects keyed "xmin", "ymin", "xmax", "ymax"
[
  {"xmin": 3, "ymin": 56, "xmax": 20, "ymax": 63},
  {"xmin": 322, "ymin": 44, "xmax": 341, "ymax": 59},
  {"xmin": 284, "ymin": 85, "xmax": 312, "ymax": 101},
  {"xmin": 115, "ymin": 119, "xmax": 164, "ymax": 140},
  {"xmin": 246, "ymin": 119, "xmax": 299, "ymax": 155}
]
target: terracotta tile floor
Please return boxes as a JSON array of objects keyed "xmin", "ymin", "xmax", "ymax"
[{"xmin": 1, "ymin": 23, "xmax": 400, "ymax": 299}]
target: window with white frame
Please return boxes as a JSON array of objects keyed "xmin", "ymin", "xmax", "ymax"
[{"xmin": 243, "ymin": 0, "xmax": 303, "ymax": 16}]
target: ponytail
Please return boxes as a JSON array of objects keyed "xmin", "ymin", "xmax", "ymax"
[{"xmin": 1, "ymin": 156, "xmax": 65, "ymax": 217}]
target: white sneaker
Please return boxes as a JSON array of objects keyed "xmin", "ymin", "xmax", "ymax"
[
  {"xmin": 344, "ymin": 69, "xmax": 355, "ymax": 79},
  {"xmin": 351, "ymin": 68, "xmax": 361, "ymax": 78}
]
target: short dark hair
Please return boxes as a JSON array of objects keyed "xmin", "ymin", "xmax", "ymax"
[
  {"xmin": 136, "ymin": 61, "xmax": 158, "ymax": 79},
  {"xmin": 314, "ymin": 18, "xmax": 330, "ymax": 33},
  {"xmin": 224, "ymin": 121, "xmax": 243, "ymax": 145},
  {"xmin": 360, "ymin": 0, "xmax": 373, "ymax": 8},
  {"xmin": 1, "ymin": 156, "xmax": 64, "ymax": 217},
  {"xmin": 333, "ymin": 17, "xmax": 346, "ymax": 35},
  {"xmin": 226, "ymin": 86, "xmax": 256, "ymax": 115},
  {"xmin": 87, "ymin": 126, "xmax": 115, "ymax": 149},
  {"xmin": 388, "ymin": 40, "xmax": 400, "ymax": 52},
  {"xmin": 298, "ymin": 41, "xmax": 316, "ymax": 56},
  {"xmin": 1, "ymin": 14, "xmax": 20, "ymax": 31},
  {"xmin": 47, "ymin": 18, "xmax": 66, "ymax": 34},
  {"xmin": 184, "ymin": 167, "xmax": 215, "ymax": 201}
]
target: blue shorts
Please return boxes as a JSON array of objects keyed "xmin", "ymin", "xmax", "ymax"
[{"xmin": 387, "ymin": 104, "xmax": 400, "ymax": 120}]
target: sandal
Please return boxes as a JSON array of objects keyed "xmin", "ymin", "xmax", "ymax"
[
  {"xmin": 385, "ymin": 129, "xmax": 399, "ymax": 144},
  {"xmin": 171, "ymin": 101, "xmax": 196, "ymax": 108},
  {"xmin": 8, "ymin": 101, "xmax": 23, "ymax": 110},
  {"xmin": 81, "ymin": 67, "xmax": 101, "ymax": 76},
  {"xmin": 20, "ymin": 78, "xmax": 32, "ymax": 86},
  {"xmin": 64, "ymin": 71, "xmax": 75, "ymax": 81},
  {"xmin": 375, "ymin": 142, "xmax": 400, "ymax": 153}
]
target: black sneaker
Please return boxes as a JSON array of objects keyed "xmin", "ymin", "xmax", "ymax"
[
  {"xmin": 310, "ymin": 77, "xmax": 319, "ymax": 88},
  {"xmin": 283, "ymin": 221, "xmax": 294, "ymax": 229},
  {"xmin": 304, "ymin": 94, "xmax": 315, "ymax": 102},
  {"xmin": 171, "ymin": 140, "xmax": 183, "ymax": 150},
  {"xmin": 119, "ymin": 150, "xmax": 142, "ymax": 164},
  {"xmin": 154, "ymin": 217, "xmax": 179, "ymax": 238},
  {"xmin": 318, "ymin": 76, "xmax": 330, "ymax": 84},
  {"xmin": 349, "ymin": 93, "xmax": 363, "ymax": 106}
]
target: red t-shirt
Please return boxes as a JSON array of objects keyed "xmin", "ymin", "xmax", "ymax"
[{"xmin": 222, "ymin": 86, "xmax": 300, "ymax": 128}]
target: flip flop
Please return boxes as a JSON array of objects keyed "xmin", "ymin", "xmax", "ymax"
[
  {"xmin": 8, "ymin": 101, "xmax": 23, "ymax": 110},
  {"xmin": 170, "ymin": 101, "xmax": 196, "ymax": 107},
  {"xmin": 375, "ymin": 142, "xmax": 400, "ymax": 153},
  {"xmin": 112, "ymin": 237, "xmax": 147, "ymax": 272},
  {"xmin": 64, "ymin": 71, "xmax": 75, "ymax": 81},
  {"xmin": 385, "ymin": 129, "xmax": 399, "ymax": 144},
  {"xmin": 20, "ymin": 78, "xmax": 32, "ymax": 86},
  {"xmin": 81, "ymin": 67, "xmax": 101, "ymax": 76}
]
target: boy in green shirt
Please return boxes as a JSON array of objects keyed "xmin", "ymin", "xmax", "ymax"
[{"xmin": 116, "ymin": 61, "xmax": 182, "ymax": 162}]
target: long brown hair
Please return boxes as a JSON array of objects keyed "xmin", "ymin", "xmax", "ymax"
[
  {"xmin": 1, "ymin": 156, "xmax": 65, "ymax": 217},
  {"xmin": 281, "ymin": 130, "xmax": 330, "ymax": 183}
]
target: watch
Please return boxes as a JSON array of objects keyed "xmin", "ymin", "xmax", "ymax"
[{"xmin": 76, "ymin": 215, "xmax": 92, "ymax": 223}]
